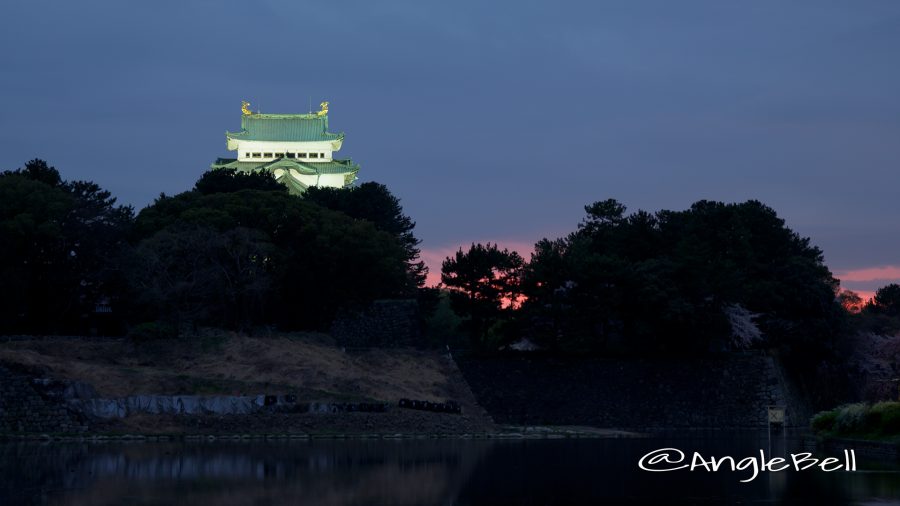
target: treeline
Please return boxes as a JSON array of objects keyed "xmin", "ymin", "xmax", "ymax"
[
  {"xmin": 442, "ymin": 199, "xmax": 867, "ymax": 359},
  {"xmin": 5, "ymin": 158, "xmax": 895, "ymax": 366},
  {"xmin": 839, "ymin": 284, "xmax": 900, "ymax": 335},
  {"xmin": 439, "ymin": 199, "xmax": 891, "ymax": 407},
  {"xmin": 0, "ymin": 160, "xmax": 425, "ymax": 336}
]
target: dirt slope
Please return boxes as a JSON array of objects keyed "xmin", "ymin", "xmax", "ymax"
[{"xmin": 0, "ymin": 333, "xmax": 481, "ymax": 413}]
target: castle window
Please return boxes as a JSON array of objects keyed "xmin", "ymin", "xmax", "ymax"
[
  {"xmin": 252, "ymin": 153, "xmax": 261, "ymax": 158},
  {"xmin": 321, "ymin": 152, "xmax": 325, "ymax": 158},
  {"xmin": 264, "ymin": 153, "xmax": 273, "ymax": 158},
  {"xmin": 286, "ymin": 153, "xmax": 295, "ymax": 158},
  {"xmin": 298, "ymin": 153, "xmax": 307, "ymax": 158},
  {"xmin": 244, "ymin": 152, "xmax": 250, "ymax": 158},
  {"xmin": 310, "ymin": 153, "xmax": 319, "ymax": 159}
]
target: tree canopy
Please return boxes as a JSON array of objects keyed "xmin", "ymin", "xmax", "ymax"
[
  {"xmin": 517, "ymin": 199, "xmax": 842, "ymax": 356},
  {"xmin": 193, "ymin": 168, "xmax": 286, "ymax": 195},
  {"xmin": 305, "ymin": 182, "xmax": 427, "ymax": 289},
  {"xmin": 0, "ymin": 160, "xmax": 134, "ymax": 334},
  {"xmin": 0, "ymin": 160, "xmax": 854, "ymax": 362},
  {"xmin": 0, "ymin": 163, "xmax": 421, "ymax": 336},
  {"xmin": 441, "ymin": 243, "xmax": 524, "ymax": 348},
  {"xmin": 131, "ymin": 182, "xmax": 411, "ymax": 331},
  {"xmin": 871, "ymin": 284, "xmax": 900, "ymax": 317}
]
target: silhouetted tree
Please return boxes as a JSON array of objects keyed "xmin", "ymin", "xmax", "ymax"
[
  {"xmin": 441, "ymin": 243, "xmax": 524, "ymax": 348},
  {"xmin": 0, "ymin": 159, "xmax": 133, "ymax": 334},
  {"xmin": 305, "ymin": 182, "xmax": 426, "ymax": 290},
  {"xmin": 193, "ymin": 168, "xmax": 286, "ymax": 195},
  {"xmin": 126, "ymin": 225, "xmax": 275, "ymax": 333},
  {"xmin": 132, "ymin": 188, "xmax": 410, "ymax": 330},
  {"xmin": 838, "ymin": 289, "xmax": 864, "ymax": 314},
  {"xmin": 871, "ymin": 284, "xmax": 900, "ymax": 317},
  {"xmin": 521, "ymin": 198, "xmax": 842, "ymax": 356},
  {"xmin": 11, "ymin": 158, "xmax": 64, "ymax": 186}
]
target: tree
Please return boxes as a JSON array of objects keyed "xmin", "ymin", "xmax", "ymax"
[
  {"xmin": 0, "ymin": 160, "xmax": 133, "ymax": 334},
  {"xmin": 193, "ymin": 168, "xmax": 286, "ymax": 195},
  {"xmin": 304, "ymin": 182, "xmax": 426, "ymax": 290},
  {"xmin": 9, "ymin": 158, "xmax": 63, "ymax": 186},
  {"xmin": 441, "ymin": 243, "xmax": 524, "ymax": 348},
  {"xmin": 126, "ymin": 225, "xmax": 275, "ymax": 332},
  {"xmin": 132, "ymin": 188, "xmax": 410, "ymax": 330},
  {"xmin": 62, "ymin": 179, "xmax": 135, "ymax": 324},
  {"xmin": 872, "ymin": 284, "xmax": 900, "ymax": 317},
  {"xmin": 838, "ymin": 289, "xmax": 864, "ymax": 314},
  {"xmin": 579, "ymin": 198, "xmax": 627, "ymax": 234},
  {"xmin": 520, "ymin": 198, "xmax": 842, "ymax": 355}
]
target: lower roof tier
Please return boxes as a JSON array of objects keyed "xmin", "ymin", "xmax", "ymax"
[
  {"xmin": 210, "ymin": 157, "xmax": 360, "ymax": 194},
  {"xmin": 212, "ymin": 157, "xmax": 358, "ymax": 174}
]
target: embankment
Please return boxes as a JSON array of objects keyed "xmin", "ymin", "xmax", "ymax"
[
  {"xmin": 457, "ymin": 353, "xmax": 794, "ymax": 430},
  {"xmin": 0, "ymin": 335, "xmax": 493, "ymax": 436}
]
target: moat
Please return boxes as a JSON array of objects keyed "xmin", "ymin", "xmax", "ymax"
[{"xmin": 3, "ymin": 431, "xmax": 899, "ymax": 505}]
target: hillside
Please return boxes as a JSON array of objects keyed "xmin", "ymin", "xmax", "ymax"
[{"xmin": 0, "ymin": 333, "xmax": 493, "ymax": 435}]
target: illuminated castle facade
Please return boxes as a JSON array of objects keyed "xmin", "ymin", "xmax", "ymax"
[{"xmin": 211, "ymin": 101, "xmax": 359, "ymax": 194}]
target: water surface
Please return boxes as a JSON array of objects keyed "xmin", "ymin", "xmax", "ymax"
[{"xmin": 2, "ymin": 431, "xmax": 898, "ymax": 505}]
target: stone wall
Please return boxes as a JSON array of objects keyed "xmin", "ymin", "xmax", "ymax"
[
  {"xmin": 331, "ymin": 299, "xmax": 421, "ymax": 348},
  {"xmin": 0, "ymin": 363, "xmax": 89, "ymax": 434},
  {"xmin": 72, "ymin": 396, "xmax": 388, "ymax": 419},
  {"xmin": 457, "ymin": 353, "xmax": 792, "ymax": 429}
]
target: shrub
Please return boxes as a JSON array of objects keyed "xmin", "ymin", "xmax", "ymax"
[
  {"xmin": 870, "ymin": 402, "xmax": 900, "ymax": 435},
  {"xmin": 811, "ymin": 401, "xmax": 900, "ymax": 438},
  {"xmin": 810, "ymin": 410, "xmax": 838, "ymax": 433},
  {"xmin": 832, "ymin": 403, "xmax": 868, "ymax": 434}
]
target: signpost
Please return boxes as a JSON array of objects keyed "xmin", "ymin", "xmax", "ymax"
[{"xmin": 767, "ymin": 405, "xmax": 787, "ymax": 456}]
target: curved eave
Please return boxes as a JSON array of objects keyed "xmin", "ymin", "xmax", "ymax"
[
  {"xmin": 273, "ymin": 170, "xmax": 310, "ymax": 194},
  {"xmin": 211, "ymin": 157, "xmax": 360, "ymax": 176},
  {"xmin": 225, "ymin": 130, "xmax": 345, "ymax": 143}
]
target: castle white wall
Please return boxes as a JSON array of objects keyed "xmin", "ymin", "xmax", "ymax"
[
  {"xmin": 317, "ymin": 173, "xmax": 345, "ymax": 188},
  {"xmin": 234, "ymin": 140, "xmax": 335, "ymax": 162},
  {"xmin": 272, "ymin": 169, "xmax": 347, "ymax": 189}
]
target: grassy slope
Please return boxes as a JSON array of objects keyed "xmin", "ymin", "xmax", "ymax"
[{"xmin": 0, "ymin": 333, "xmax": 480, "ymax": 411}]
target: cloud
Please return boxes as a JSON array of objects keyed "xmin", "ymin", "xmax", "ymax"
[
  {"xmin": 836, "ymin": 265, "xmax": 900, "ymax": 303},
  {"xmin": 836, "ymin": 265, "xmax": 900, "ymax": 282}
]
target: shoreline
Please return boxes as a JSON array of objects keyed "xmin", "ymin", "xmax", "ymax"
[
  {"xmin": 1, "ymin": 425, "xmax": 643, "ymax": 443},
  {"xmin": 808, "ymin": 435, "xmax": 900, "ymax": 464}
]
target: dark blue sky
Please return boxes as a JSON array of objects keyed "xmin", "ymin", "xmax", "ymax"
[{"xmin": 3, "ymin": 1, "xmax": 899, "ymax": 294}]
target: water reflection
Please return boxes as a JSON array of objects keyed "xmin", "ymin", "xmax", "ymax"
[{"xmin": 1, "ymin": 432, "xmax": 899, "ymax": 505}]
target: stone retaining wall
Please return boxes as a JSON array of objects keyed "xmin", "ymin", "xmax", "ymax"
[
  {"xmin": 71, "ymin": 396, "xmax": 388, "ymax": 419},
  {"xmin": 457, "ymin": 353, "xmax": 791, "ymax": 429},
  {"xmin": 331, "ymin": 299, "xmax": 420, "ymax": 347},
  {"xmin": 0, "ymin": 363, "xmax": 89, "ymax": 434}
]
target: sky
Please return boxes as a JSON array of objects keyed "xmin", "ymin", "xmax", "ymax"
[{"xmin": 2, "ymin": 0, "xmax": 899, "ymax": 297}]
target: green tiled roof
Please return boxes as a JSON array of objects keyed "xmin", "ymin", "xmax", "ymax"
[
  {"xmin": 226, "ymin": 113, "xmax": 343, "ymax": 142},
  {"xmin": 211, "ymin": 157, "xmax": 359, "ymax": 175},
  {"xmin": 277, "ymin": 172, "xmax": 309, "ymax": 194},
  {"xmin": 210, "ymin": 157, "xmax": 360, "ymax": 195}
]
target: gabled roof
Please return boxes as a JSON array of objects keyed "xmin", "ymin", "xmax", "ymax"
[
  {"xmin": 275, "ymin": 171, "xmax": 310, "ymax": 194},
  {"xmin": 226, "ymin": 113, "xmax": 343, "ymax": 142}
]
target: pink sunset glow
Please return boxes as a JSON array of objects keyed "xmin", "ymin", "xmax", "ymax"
[
  {"xmin": 847, "ymin": 290, "xmax": 876, "ymax": 305},
  {"xmin": 835, "ymin": 265, "xmax": 900, "ymax": 305},
  {"xmin": 423, "ymin": 249, "xmax": 898, "ymax": 310},
  {"xmin": 836, "ymin": 265, "xmax": 900, "ymax": 283},
  {"xmin": 420, "ymin": 240, "xmax": 536, "ymax": 288}
]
